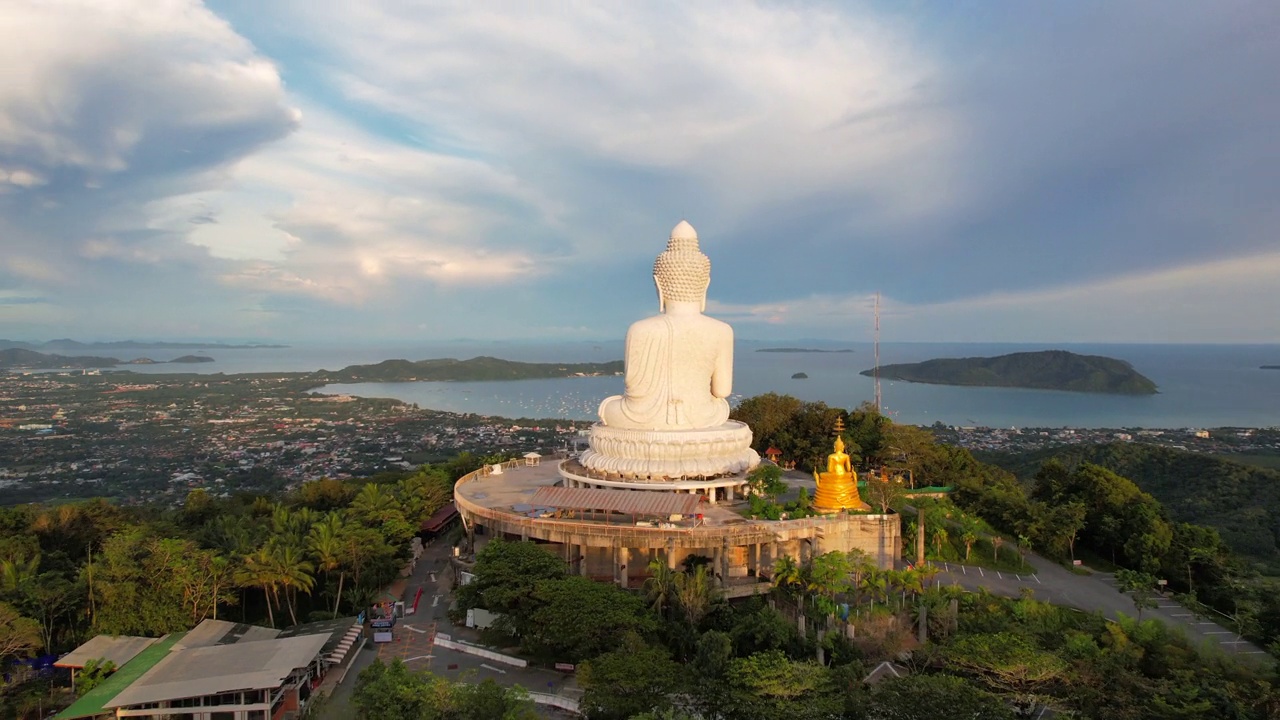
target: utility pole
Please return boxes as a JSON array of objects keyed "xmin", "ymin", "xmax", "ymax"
[{"xmin": 874, "ymin": 291, "xmax": 882, "ymax": 413}]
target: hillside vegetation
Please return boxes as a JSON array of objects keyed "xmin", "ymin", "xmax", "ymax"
[
  {"xmin": 980, "ymin": 443, "xmax": 1280, "ymax": 568},
  {"xmin": 861, "ymin": 350, "xmax": 1158, "ymax": 395},
  {"xmin": 0, "ymin": 348, "xmax": 120, "ymax": 369},
  {"xmin": 316, "ymin": 355, "xmax": 623, "ymax": 383}
]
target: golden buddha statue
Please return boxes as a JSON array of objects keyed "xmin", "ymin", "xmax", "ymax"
[{"xmin": 812, "ymin": 434, "xmax": 870, "ymax": 512}]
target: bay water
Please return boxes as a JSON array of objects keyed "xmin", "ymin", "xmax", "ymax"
[{"xmin": 118, "ymin": 340, "xmax": 1280, "ymax": 429}]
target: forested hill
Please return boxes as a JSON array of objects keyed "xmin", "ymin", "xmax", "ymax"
[
  {"xmin": 0, "ymin": 348, "xmax": 120, "ymax": 368},
  {"xmin": 980, "ymin": 442, "xmax": 1280, "ymax": 566},
  {"xmin": 316, "ymin": 355, "xmax": 623, "ymax": 383},
  {"xmin": 862, "ymin": 350, "xmax": 1158, "ymax": 394}
]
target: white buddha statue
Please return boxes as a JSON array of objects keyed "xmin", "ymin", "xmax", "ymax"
[
  {"xmin": 598, "ymin": 221, "xmax": 733, "ymax": 430},
  {"xmin": 577, "ymin": 220, "xmax": 758, "ymax": 481}
]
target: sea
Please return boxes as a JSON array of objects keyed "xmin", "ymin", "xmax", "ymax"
[{"xmin": 112, "ymin": 340, "xmax": 1280, "ymax": 430}]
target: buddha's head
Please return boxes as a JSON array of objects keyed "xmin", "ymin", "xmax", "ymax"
[
  {"xmin": 654, "ymin": 220, "xmax": 711, "ymax": 312},
  {"xmin": 833, "ymin": 436, "xmax": 846, "ymax": 454}
]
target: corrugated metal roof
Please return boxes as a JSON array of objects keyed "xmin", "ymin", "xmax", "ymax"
[
  {"xmin": 56, "ymin": 634, "xmax": 156, "ymax": 669},
  {"xmin": 54, "ymin": 632, "xmax": 186, "ymax": 720},
  {"xmin": 530, "ymin": 486, "xmax": 703, "ymax": 517},
  {"xmin": 106, "ymin": 634, "xmax": 329, "ymax": 709},
  {"xmin": 173, "ymin": 619, "xmax": 279, "ymax": 650}
]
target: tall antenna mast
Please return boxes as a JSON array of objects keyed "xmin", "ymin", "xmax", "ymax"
[{"xmin": 874, "ymin": 291, "xmax": 882, "ymax": 413}]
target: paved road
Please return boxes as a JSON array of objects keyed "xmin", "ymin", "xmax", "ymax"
[
  {"xmin": 316, "ymin": 536, "xmax": 579, "ymax": 719},
  {"xmin": 929, "ymin": 552, "xmax": 1270, "ymax": 660}
]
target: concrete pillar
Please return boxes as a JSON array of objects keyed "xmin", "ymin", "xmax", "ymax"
[
  {"xmin": 916, "ymin": 514, "xmax": 926, "ymax": 567},
  {"xmin": 520, "ymin": 529, "xmax": 529, "ymax": 542},
  {"xmin": 751, "ymin": 543, "xmax": 761, "ymax": 577},
  {"xmin": 577, "ymin": 545, "xmax": 588, "ymax": 576},
  {"xmin": 618, "ymin": 547, "xmax": 629, "ymax": 589},
  {"xmin": 726, "ymin": 484, "xmax": 735, "ymax": 502},
  {"xmin": 706, "ymin": 487, "xmax": 716, "ymax": 505},
  {"xmin": 667, "ymin": 539, "xmax": 677, "ymax": 570},
  {"xmin": 712, "ymin": 546, "xmax": 723, "ymax": 587},
  {"xmin": 721, "ymin": 540, "xmax": 731, "ymax": 584}
]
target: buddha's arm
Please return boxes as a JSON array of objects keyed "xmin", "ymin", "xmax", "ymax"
[{"xmin": 711, "ymin": 327, "xmax": 733, "ymax": 398}]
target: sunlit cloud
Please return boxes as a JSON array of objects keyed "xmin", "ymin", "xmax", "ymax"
[
  {"xmin": 0, "ymin": 1, "xmax": 1276, "ymax": 342},
  {"xmin": 712, "ymin": 250, "xmax": 1280, "ymax": 343}
]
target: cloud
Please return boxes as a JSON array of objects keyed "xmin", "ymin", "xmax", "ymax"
[
  {"xmin": 0, "ymin": 0, "xmax": 299, "ymax": 336},
  {"xmin": 0, "ymin": 0, "xmax": 298, "ymax": 185},
  {"xmin": 710, "ymin": 249, "xmax": 1280, "ymax": 343},
  {"xmin": 230, "ymin": 1, "xmax": 952, "ymax": 255},
  {"xmin": 2, "ymin": 1, "xmax": 1277, "ymax": 343}
]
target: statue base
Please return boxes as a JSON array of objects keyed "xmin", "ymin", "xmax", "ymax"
[
  {"xmin": 813, "ymin": 473, "xmax": 871, "ymax": 513},
  {"xmin": 578, "ymin": 420, "xmax": 760, "ymax": 480}
]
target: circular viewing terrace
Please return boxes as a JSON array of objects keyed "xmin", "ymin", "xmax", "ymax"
[{"xmin": 453, "ymin": 456, "xmax": 902, "ymax": 591}]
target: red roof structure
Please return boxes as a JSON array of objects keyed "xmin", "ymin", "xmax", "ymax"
[
  {"xmin": 530, "ymin": 486, "xmax": 704, "ymax": 518},
  {"xmin": 420, "ymin": 502, "xmax": 458, "ymax": 533}
]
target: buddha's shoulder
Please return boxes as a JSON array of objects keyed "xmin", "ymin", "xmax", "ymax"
[{"xmin": 630, "ymin": 314, "xmax": 730, "ymax": 329}]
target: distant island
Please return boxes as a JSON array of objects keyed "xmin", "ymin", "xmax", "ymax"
[
  {"xmin": 791, "ymin": 372, "xmax": 809, "ymax": 379},
  {"xmin": 861, "ymin": 350, "xmax": 1159, "ymax": 395},
  {"xmin": 0, "ymin": 349, "xmax": 215, "ymax": 369},
  {"xmin": 1262, "ymin": 365, "xmax": 1280, "ymax": 370},
  {"xmin": 0, "ymin": 338, "xmax": 286, "ymax": 351},
  {"xmin": 316, "ymin": 356, "xmax": 624, "ymax": 383},
  {"xmin": 0, "ymin": 348, "xmax": 120, "ymax": 369},
  {"xmin": 757, "ymin": 348, "xmax": 853, "ymax": 353}
]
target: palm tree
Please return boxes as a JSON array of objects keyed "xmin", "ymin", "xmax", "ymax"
[
  {"xmin": 643, "ymin": 560, "xmax": 675, "ymax": 618},
  {"xmin": 0, "ymin": 551, "xmax": 40, "ymax": 597},
  {"xmin": 897, "ymin": 567, "xmax": 925, "ymax": 609},
  {"xmin": 308, "ymin": 513, "xmax": 346, "ymax": 618},
  {"xmin": 205, "ymin": 514, "xmax": 259, "ymax": 554},
  {"xmin": 860, "ymin": 568, "xmax": 888, "ymax": 610},
  {"xmin": 931, "ymin": 527, "xmax": 950, "ymax": 559},
  {"xmin": 235, "ymin": 548, "xmax": 279, "ymax": 628},
  {"xmin": 960, "ymin": 517, "xmax": 980, "ymax": 562},
  {"xmin": 772, "ymin": 556, "xmax": 802, "ymax": 592},
  {"xmin": 270, "ymin": 543, "xmax": 315, "ymax": 627},
  {"xmin": 352, "ymin": 484, "xmax": 397, "ymax": 523},
  {"xmin": 206, "ymin": 553, "xmax": 235, "ymax": 622},
  {"xmin": 673, "ymin": 565, "xmax": 718, "ymax": 627}
]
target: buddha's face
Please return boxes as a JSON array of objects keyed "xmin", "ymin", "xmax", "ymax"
[{"xmin": 834, "ymin": 436, "xmax": 845, "ymax": 453}]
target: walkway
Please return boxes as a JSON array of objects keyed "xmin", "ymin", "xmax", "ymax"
[{"xmin": 931, "ymin": 552, "xmax": 1270, "ymax": 660}]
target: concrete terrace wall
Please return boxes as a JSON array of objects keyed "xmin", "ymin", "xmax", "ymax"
[{"xmin": 454, "ymin": 466, "xmax": 902, "ymax": 570}]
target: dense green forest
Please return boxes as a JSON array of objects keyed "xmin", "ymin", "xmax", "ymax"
[
  {"xmin": 0, "ymin": 453, "xmax": 496, "ymax": 718},
  {"xmin": 980, "ymin": 443, "xmax": 1280, "ymax": 568},
  {"xmin": 1, "ymin": 392, "xmax": 1277, "ymax": 718},
  {"xmin": 860, "ymin": 350, "xmax": 1158, "ymax": 395},
  {"xmin": 447, "ymin": 539, "xmax": 1278, "ymax": 719},
  {"xmin": 733, "ymin": 394, "xmax": 1280, "ymax": 652}
]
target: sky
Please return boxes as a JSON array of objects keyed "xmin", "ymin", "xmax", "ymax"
[{"xmin": 1, "ymin": 1, "xmax": 1278, "ymax": 345}]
